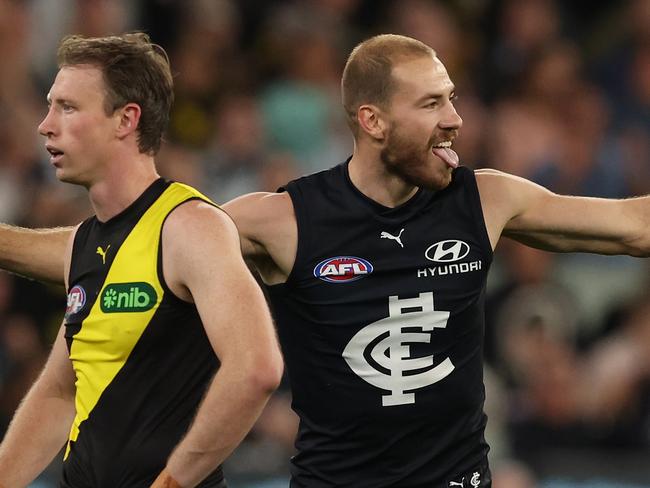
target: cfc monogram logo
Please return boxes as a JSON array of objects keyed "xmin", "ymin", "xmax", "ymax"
[
  {"xmin": 471, "ymin": 472, "xmax": 481, "ymax": 487},
  {"xmin": 343, "ymin": 292, "xmax": 454, "ymax": 406}
]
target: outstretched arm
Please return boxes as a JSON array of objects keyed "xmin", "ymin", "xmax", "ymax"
[
  {"xmin": 151, "ymin": 201, "xmax": 283, "ymax": 488},
  {"xmin": 0, "ymin": 225, "xmax": 77, "ymax": 486},
  {"xmin": 476, "ymin": 169, "xmax": 650, "ymax": 255},
  {"xmin": 0, "ymin": 224, "xmax": 71, "ymax": 284}
]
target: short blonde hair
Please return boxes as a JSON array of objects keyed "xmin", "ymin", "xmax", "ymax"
[{"xmin": 341, "ymin": 34, "xmax": 436, "ymax": 135}]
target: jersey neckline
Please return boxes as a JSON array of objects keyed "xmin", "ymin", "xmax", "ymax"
[
  {"xmin": 95, "ymin": 178, "xmax": 169, "ymax": 229},
  {"xmin": 341, "ymin": 158, "xmax": 431, "ymax": 221}
]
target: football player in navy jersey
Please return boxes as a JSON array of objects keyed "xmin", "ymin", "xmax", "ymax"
[{"xmin": 2, "ymin": 34, "xmax": 650, "ymax": 487}]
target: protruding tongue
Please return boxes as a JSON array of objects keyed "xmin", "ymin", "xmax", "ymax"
[{"xmin": 432, "ymin": 147, "xmax": 459, "ymax": 168}]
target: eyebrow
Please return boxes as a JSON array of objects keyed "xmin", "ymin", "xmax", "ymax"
[
  {"xmin": 46, "ymin": 95, "xmax": 76, "ymax": 107},
  {"xmin": 415, "ymin": 85, "xmax": 456, "ymax": 104}
]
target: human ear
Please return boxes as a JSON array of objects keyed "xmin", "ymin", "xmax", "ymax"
[
  {"xmin": 115, "ymin": 103, "xmax": 142, "ymax": 140},
  {"xmin": 357, "ymin": 105, "xmax": 387, "ymax": 141}
]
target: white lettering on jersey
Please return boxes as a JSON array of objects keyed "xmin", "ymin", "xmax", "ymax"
[
  {"xmin": 417, "ymin": 260, "xmax": 482, "ymax": 278},
  {"xmin": 343, "ymin": 292, "xmax": 454, "ymax": 406},
  {"xmin": 321, "ymin": 263, "xmax": 368, "ymax": 276}
]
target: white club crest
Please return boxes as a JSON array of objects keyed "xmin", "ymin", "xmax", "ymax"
[
  {"xmin": 343, "ymin": 292, "xmax": 454, "ymax": 406},
  {"xmin": 470, "ymin": 472, "xmax": 481, "ymax": 487}
]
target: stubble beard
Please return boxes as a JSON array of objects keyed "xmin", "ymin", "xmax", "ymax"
[{"xmin": 380, "ymin": 126, "xmax": 452, "ymax": 191}]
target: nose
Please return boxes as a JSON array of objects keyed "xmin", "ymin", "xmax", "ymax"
[
  {"xmin": 38, "ymin": 108, "xmax": 56, "ymax": 137},
  {"xmin": 439, "ymin": 101, "xmax": 463, "ymax": 131}
]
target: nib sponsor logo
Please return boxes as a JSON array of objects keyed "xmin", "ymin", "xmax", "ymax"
[{"xmin": 100, "ymin": 282, "xmax": 157, "ymax": 313}]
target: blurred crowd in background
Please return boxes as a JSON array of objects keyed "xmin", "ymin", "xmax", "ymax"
[{"xmin": 1, "ymin": 0, "xmax": 649, "ymax": 486}]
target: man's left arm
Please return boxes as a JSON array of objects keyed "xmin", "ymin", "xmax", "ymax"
[
  {"xmin": 476, "ymin": 169, "xmax": 650, "ymax": 255},
  {"xmin": 150, "ymin": 201, "xmax": 283, "ymax": 488}
]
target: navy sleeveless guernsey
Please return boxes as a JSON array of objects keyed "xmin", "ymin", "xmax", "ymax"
[{"xmin": 266, "ymin": 161, "xmax": 493, "ymax": 487}]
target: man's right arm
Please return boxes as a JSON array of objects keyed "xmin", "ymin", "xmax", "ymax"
[
  {"xmin": 0, "ymin": 224, "xmax": 71, "ymax": 284},
  {"xmin": 222, "ymin": 192, "xmax": 297, "ymax": 285},
  {"xmin": 0, "ymin": 323, "xmax": 77, "ymax": 487}
]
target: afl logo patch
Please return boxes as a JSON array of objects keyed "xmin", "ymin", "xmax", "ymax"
[
  {"xmin": 65, "ymin": 285, "xmax": 86, "ymax": 317},
  {"xmin": 314, "ymin": 256, "xmax": 373, "ymax": 283},
  {"xmin": 425, "ymin": 240, "xmax": 470, "ymax": 263}
]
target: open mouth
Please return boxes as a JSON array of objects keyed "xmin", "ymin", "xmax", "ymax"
[
  {"xmin": 46, "ymin": 145, "xmax": 64, "ymax": 164},
  {"xmin": 431, "ymin": 141, "xmax": 459, "ymax": 169}
]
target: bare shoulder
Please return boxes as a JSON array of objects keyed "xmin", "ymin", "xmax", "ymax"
[
  {"xmin": 165, "ymin": 199, "xmax": 237, "ymax": 236},
  {"xmin": 223, "ymin": 192, "xmax": 297, "ymax": 284},
  {"xmin": 473, "ymin": 169, "xmax": 548, "ymax": 250},
  {"xmin": 475, "ymin": 168, "xmax": 548, "ymax": 195},
  {"xmin": 161, "ymin": 200, "xmax": 242, "ymax": 301},
  {"xmin": 475, "ymin": 168, "xmax": 527, "ymax": 190},
  {"xmin": 222, "ymin": 192, "xmax": 296, "ymax": 254},
  {"xmin": 224, "ymin": 192, "xmax": 294, "ymax": 233}
]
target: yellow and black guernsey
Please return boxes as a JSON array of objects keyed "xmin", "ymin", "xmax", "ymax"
[{"xmin": 61, "ymin": 179, "xmax": 224, "ymax": 488}]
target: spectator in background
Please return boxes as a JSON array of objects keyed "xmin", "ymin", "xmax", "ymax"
[
  {"xmin": 166, "ymin": 0, "xmax": 243, "ymax": 149},
  {"xmin": 531, "ymin": 82, "xmax": 630, "ymax": 199},
  {"xmin": 0, "ymin": 0, "xmax": 46, "ymax": 224},
  {"xmin": 485, "ymin": 241, "xmax": 574, "ymax": 372},
  {"xmin": 202, "ymin": 94, "xmax": 269, "ymax": 202},
  {"xmin": 484, "ymin": 0, "xmax": 564, "ymax": 101},
  {"xmin": 258, "ymin": 3, "xmax": 352, "ymax": 172},
  {"xmin": 0, "ymin": 314, "xmax": 47, "ymax": 435}
]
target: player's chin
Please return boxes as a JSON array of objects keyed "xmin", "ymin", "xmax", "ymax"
[
  {"xmin": 54, "ymin": 168, "xmax": 68, "ymax": 182},
  {"xmin": 425, "ymin": 162, "xmax": 453, "ymax": 189},
  {"xmin": 56, "ymin": 171, "xmax": 74, "ymax": 184},
  {"xmin": 413, "ymin": 169, "xmax": 451, "ymax": 191},
  {"xmin": 57, "ymin": 170, "xmax": 86, "ymax": 186}
]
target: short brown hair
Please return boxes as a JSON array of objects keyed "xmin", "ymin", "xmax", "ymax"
[
  {"xmin": 341, "ymin": 34, "xmax": 436, "ymax": 135},
  {"xmin": 57, "ymin": 32, "xmax": 174, "ymax": 155}
]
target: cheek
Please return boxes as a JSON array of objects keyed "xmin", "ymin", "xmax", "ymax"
[
  {"xmin": 400, "ymin": 118, "xmax": 433, "ymax": 145},
  {"xmin": 70, "ymin": 116, "xmax": 108, "ymax": 145}
]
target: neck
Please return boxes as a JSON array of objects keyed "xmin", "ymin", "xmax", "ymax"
[
  {"xmin": 348, "ymin": 146, "xmax": 419, "ymax": 208},
  {"xmin": 88, "ymin": 152, "xmax": 160, "ymax": 222}
]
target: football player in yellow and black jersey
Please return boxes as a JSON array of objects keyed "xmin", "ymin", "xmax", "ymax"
[{"xmin": 0, "ymin": 34, "xmax": 283, "ymax": 488}]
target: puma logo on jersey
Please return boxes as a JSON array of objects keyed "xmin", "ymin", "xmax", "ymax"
[
  {"xmin": 449, "ymin": 480, "xmax": 464, "ymax": 487},
  {"xmin": 380, "ymin": 228, "xmax": 405, "ymax": 248},
  {"xmin": 96, "ymin": 245, "xmax": 111, "ymax": 264}
]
